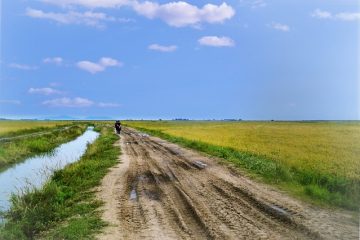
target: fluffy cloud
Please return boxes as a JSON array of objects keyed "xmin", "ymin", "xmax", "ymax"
[
  {"xmin": 311, "ymin": 9, "xmax": 360, "ymax": 21},
  {"xmin": 99, "ymin": 57, "xmax": 120, "ymax": 66},
  {"xmin": 77, "ymin": 57, "xmax": 122, "ymax": 74},
  {"xmin": 26, "ymin": 8, "xmax": 116, "ymax": 28},
  {"xmin": 41, "ymin": 0, "xmax": 130, "ymax": 8},
  {"xmin": 311, "ymin": 9, "xmax": 332, "ymax": 19},
  {"xmin": 43, "ymin": 57, "xmax": 63, "ymax": 65},
  {"xmin": 148, "ymin": 44, "xmax": 177, "ymax": 52},
  {"xmin": 8, "ymin": 63, "xmax": 38, "ymax": 70},
  {"xmin": 198, "ymin": 36, "xmax": 235, "ymax": 47},
  {"xmin": 28, "ymin": 87, "xmax": 63, "ymax": 95},
  {"xmin": 42, "ymin": 97, "xmax": 94, "ymax": 107},
  {"xmin": 132, "ymin": 1, "xmax": 235, "ymax": 27},
  {"xmin": 268, "ymin": 22, "xmax": 290, "ymax": 32},
  {"xmin": 335, "ymin": 12, "xmax": 360, "ymax": 21},
  {"xmin": 77, "ymin": 61, "xmax": 104, "ymax": 74},
  {"xmin": 32, "ymin": 1, "xmax": 235, "ymax": 28},
  {"xmin": 98, "ymin": 102, "xmax": 121, "ymax": 107}
]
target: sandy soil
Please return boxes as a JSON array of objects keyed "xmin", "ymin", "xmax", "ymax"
[{"xmin": 96, "ymin": 127, "xmax": 358, "ymax": 240}]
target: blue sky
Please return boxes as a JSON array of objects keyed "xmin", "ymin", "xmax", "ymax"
[{"xmin": 0, "ymin": 0, "xmax": 359, "ymax": 120}]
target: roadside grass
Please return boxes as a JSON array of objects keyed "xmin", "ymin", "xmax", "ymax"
[
  {"xmin": 0, "ymin": 121, "xmax": 73, "ymax": 137},
  {"xmin": 0, "ymin": 123, "xmax": 119, "ymax": 239},
  {"xmin": 128, "ymin": 125, "xmax": 360, "ymax": 210},
  {"xmin": 0, "ymin": 125, "xmax": 87, "ymax": 171}
]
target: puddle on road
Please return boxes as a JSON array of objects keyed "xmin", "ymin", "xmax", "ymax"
[
  {"xmin": 269, "ymin": 205, "xmax": 291, "ymax": 217},
  {"xmin": 130, "ymin": 189, "xmax": 137, "ymax": 201},
  {"xmin": 0, "ymin": 127, "xmax": 99, "ymax": 212},
  {"xmin": 193, "ymin": 161, "xmax": 207, "ymax": 169}
]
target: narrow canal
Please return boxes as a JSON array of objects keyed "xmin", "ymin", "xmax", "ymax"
[{"xmin": 0, "ymin": 127, "xmax": 99, "ymax": 211}]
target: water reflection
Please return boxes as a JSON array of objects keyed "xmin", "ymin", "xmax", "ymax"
[{"xmin": 0, "ymin": 127, "xmax": 99, "ymax": 211}]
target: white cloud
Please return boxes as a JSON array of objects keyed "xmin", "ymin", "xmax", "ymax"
[
  {"xmin": 8, "ymin": 63, "xmax": 38, "ymax": 70},
  {"xmin": 99, "ymin": 57, "xmax": 121, "ymax": 67},
  {"xmin": 335, "ymin": 12, "xmax": 360, "ymax": 21},
  {"xmin": 198, "ymin": 36, "xmax": 235, "ymax": 47},
  {"xmin": 28, "ymin": 87, "xmax": 63, "ymax": 95},
  {"xmin": 43, "ymin": 57, "xmax": 63, "ymax": 65},
  {"xmin": 77, "ymin": 57, "xmax": 122, "ymax": 74},
  {"xmin": 311, "ymin": 9, "xmax": 360, "ymax": 21},
  {"xmin": 268, "ymin": 22, "xmax": 290, "ymax": 32},
  {"xmin": 34, "ymin": 1, "xmax": 235, "ymax": 28},
  {"xmin": 239, "ymin": 0, "xmax": 266, "ymax": 9},
  {"xmin": 26, "ymin": 8, "xmax": 116, "ymax": 28},
  {"xmin": 148, "ymin": 44, "xmax": 177, "ymax": 52},
  {"xmin": 43, "ymin": 97, "xmax": 94, "ymax": 107},
  {"xmin": 311, "ymin": 9, "xmax": 332, "ymax": 19},
  {"xmin": 117, "ymin": 17, "xmax": 135, "ymax": 23},
  {"xmin": 77, "ymin": 61, "xmax": 104, "ymax": 74},
  {"xmin": 98, "ymin": 102, "xmax": 121, "ymax": 107},
  {"xmin": 250, "ymin": 0, "xmax": 266, "ymax": 9},
  {"xmin": 0, "ymin": 100, "xmax": 21, "ymax": 105},
  {"xmin": 41, "ymin": 0, "xmax": 130, "ymax": 8},
  {"xmin": 132, "ymin": 1, "xmax": 235, "ymax": 27}
]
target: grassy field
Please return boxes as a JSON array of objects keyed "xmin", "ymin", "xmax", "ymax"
[
  {"xmin": 0, "ymin": 123, "xmax": 119, "ymax": 239},
  {"xmin": 125, "ymin": 120, "xmax": 360, "ymax": 209},
  {"xmin": 0, "ymin": 123, "xmax": 87, "ymax": 170},
  {"xmin": 0, "ymin": 121, "xmax": 73, "ymax": 137}
]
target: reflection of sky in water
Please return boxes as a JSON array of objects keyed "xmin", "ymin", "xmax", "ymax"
[{"xmin": 0, "ymin": 127, "xmax": 99, "ymax": 212}]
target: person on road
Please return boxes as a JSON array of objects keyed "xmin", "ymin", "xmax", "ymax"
[{"xmin": 115, "ymin": 120, "xmax": 121, "ymax": 134}]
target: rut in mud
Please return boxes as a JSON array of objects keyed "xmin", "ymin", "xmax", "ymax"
[{"xmin": 96, "ymin": 127, "xmax": 358, "ymax": 240}]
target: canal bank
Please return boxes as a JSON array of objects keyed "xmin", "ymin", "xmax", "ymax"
[
  {"xmin": 0, "ymin": 124, "xmax": 88, "ymax": 171},
  {"xmin": 0, "ymin": 127, "xmax": 99, "ymax": 211},
  {"xmin": 0, "ymin": 124, "xmax": 120, "ymax": 239}
]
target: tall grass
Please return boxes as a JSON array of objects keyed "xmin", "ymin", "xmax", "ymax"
[
  {"xmin": 0, "ymin": 124, "xmax": 119, "ymax": 239},
  {"xmin": 129, "ymin": 125, "xmax": 360, "ymax": 210}
]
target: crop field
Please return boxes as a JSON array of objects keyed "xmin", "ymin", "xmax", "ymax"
[
  {"xmin": 126, "ymin": 121, "xmax": 360, "ymax": 179},
  {"xmin": 0, "ymin": 120, "xmax": 72, "ymax": 136},
  {"xmin": 125, "ymin": 120, "xmax": 360, "ymax": 208}
]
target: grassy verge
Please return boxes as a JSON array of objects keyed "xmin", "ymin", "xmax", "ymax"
[
  {"xmin": 0, "ymin": 123, "xmax": 72, "ymax": 138},
  {"xmin": 0, "ymin": 121, "xmax": 73, "ymax": 137},
  {"xmin": 0, "ymin": 123, "xmax": 119, "ymax": 239},
  {"xmin": 130, "ymin": 126, "xmax": 359, "ymax": 211},
  {"xmin": 0, "ymin": 124, "xmax": 88, "ymax": 171}
]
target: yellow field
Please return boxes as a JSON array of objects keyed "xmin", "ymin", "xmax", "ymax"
[
  {"xmin": 126, "ymin": 121, "xmax": 360, "ymax": 180},
  {"xmin": 0, "ymin": 121, "xmax": 72, "ymax": 135}
]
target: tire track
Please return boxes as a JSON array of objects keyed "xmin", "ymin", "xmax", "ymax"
[{"xmin": 96, "ymin": 127, "xmax": 359, "ymax": 240}]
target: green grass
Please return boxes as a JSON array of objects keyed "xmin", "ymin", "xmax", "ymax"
[
  {"xmin": 0, "ymin": 123, "xmax": 119, "ymax": 239},
  {"xmin": 0, "ymin": 124, "xmax": 89, "ymax": 171},
  {"xmin": 126, "ymin": 123, "xmax": 360, "ymax": 210},
  {"xmin": 0, "ymin": 121, "xmax": 73, "ymax": 137}
]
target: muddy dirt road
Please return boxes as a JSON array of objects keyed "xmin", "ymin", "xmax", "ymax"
[{"xmin": 96, "ymin": 128, "xmax": 358, "ymax": 240}]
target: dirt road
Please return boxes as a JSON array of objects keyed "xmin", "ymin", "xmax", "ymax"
[{"xmin": 96, "ymin": 127, "xmax": 358, "ymax": 240}]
